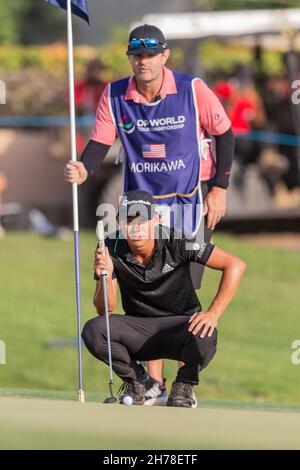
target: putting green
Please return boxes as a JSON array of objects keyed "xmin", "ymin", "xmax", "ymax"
[{"xmin": 0, "ymin": 396, "xmax": 299, "ymax": 450}]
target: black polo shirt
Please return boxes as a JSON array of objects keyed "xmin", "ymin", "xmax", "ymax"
[{"xmin": 96, "ymin": 226, "xmax": 214, "ymax": 318}]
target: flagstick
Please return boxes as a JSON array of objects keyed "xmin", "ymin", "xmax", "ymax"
[{"xmin": 66, "ymin": 0, "xmax": 84, "ymax": 403}]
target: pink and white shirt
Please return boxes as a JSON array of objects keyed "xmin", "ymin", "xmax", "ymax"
[{"xmin": 91, "ymin": 67, "xmax": 231, "ymax": 181}]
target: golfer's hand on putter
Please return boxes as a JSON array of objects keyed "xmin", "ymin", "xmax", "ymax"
[
  {"xmin": 188, "ymin": 311, "xmax": 218, "ymax": 338},
  {"xmin": 204, "ymin": 187, "xmax": 227, "ymax": 230},
  {"xmin": 94, "ymin": 247, "xmax": 114, "ymax": 279},
  {"xmin": 64, "ymin": 161, "xmax": 88, "ymax": 185}
]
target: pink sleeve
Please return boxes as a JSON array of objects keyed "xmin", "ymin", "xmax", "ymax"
[
  {"xmin": 90, "ymin": 84, "xmax": 117, "ymax": 145},
  {"xmin": 194, "ymin": 79, "xmax": 231, "ymax": 135}
]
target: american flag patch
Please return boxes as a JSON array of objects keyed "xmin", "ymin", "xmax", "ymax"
[{"xmin": 142, "ymin": 144, "xmax": 166, "ymax": 159}]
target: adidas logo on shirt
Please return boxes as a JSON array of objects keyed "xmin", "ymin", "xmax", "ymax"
[{"xmin": 162, "ymin": 263, "xmax": 174, "ymax": 274}]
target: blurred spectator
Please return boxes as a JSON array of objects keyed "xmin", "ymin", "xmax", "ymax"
[
  {"xmin": 74, "ymin": 58, "xmax": 107, "ymax": 152},
  {"xmin": 214, "ymin": 65, "xmax": 266, "ymax": 191},
  {"xmin": 214, "ymin": 64, "xmax": 300, "ymax": 208},
  {"xmin": 261, "ymin": 74, "xmax": 300, "ymax": 207},
  {"xmin": 75, "ymin": 58, "xmax": 109, "ymax": 227},
  {"xmin": 28, "ymin": 209, "xmax": 71, "ymax": 240},
  {"xmin": 49, "ymin": 58, "xmax": 107, "ymax": 157},
  {"xmin": 49, "ymin": 58, "xmax": 109, "ymax": 227},
  {"xmin": 75, "ymin": 59, "xmax": 107, "ymax": 115}
]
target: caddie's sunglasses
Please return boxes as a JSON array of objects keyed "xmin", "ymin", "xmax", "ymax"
[{"xmin": 128, "ymin": 38, "xmax": 167, "ymax": 50}]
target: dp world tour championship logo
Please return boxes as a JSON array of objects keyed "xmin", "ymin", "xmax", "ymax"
[{"xmin": 118, "ymin": 116, "xmax": 135, "ymax": 134}]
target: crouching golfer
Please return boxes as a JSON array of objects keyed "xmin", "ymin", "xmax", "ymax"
[{"xmin": 82, "ymin": 190, "xmax": 246, "ymax": 407}]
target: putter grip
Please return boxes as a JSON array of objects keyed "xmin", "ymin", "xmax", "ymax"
[{"xmin": 96, "ymin": 221, "xmax": 107, "ymax": 276}]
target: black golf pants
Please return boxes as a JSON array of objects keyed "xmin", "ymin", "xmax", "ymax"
[{"xmin": 82, "ymin": 314, "xmax": 217, "ymax": 385}]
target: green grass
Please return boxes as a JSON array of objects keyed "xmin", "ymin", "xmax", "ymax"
[
  {"xmin": 1, "ymin": 387, "xmax": 300, "ymax": 413},
  {"xmin": 1, "ymin": 396, "xmax": 300, "ymax": 450},
  {"xmin": 0, "ymin": 231, "xmax": 299, "ymax": 405}
]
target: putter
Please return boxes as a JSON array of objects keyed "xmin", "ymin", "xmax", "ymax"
[{"xmin": 96, "ymin": 221, "xmax": 117, "ymax": 404}]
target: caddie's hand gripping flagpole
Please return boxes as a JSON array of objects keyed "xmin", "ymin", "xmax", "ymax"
[{"xmin": 66, "ymin": 0, "xmax": 84, "ymax": 403}]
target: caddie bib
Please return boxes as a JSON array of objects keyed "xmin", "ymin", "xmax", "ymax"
[{"xmin": 109, "ymin": 72, "xmax": 203, "ymax": 235}]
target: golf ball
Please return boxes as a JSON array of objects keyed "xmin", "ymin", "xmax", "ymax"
[{"xmin": 123, "ymin": 395, "xmax": 133, "ymax": 406}]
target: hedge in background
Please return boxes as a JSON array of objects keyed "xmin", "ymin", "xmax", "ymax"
[{"xmin": 0, "ymin": 41, "xmax": 285, "ymax": 116}]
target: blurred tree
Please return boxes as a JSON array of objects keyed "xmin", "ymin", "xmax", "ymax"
[
  {"xmin": 187, "ymin": 0, "xmax": 300, "ymax": 10},
  {"xmin": 0, "ymin": 0, "xmax": 66, "ymax": 45},
  {"xmin": 0, "ymin": 3, "xmax": 25, "ymax": 44}
]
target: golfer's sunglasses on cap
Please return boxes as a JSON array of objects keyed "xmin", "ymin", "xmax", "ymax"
[{"xmin": 128, "ymin": 38, "xmax": 167, "ymax": 50}]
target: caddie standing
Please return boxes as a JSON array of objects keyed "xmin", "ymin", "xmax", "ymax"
[{"xmin": 64, "ymin": 24, "xmax": 235, "ymax": 403}]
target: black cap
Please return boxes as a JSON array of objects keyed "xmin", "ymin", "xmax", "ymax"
[
  {"xmin": 118, "ymin": 190, "xmax": 157, "ymax": 221},
  {"xmin": 127, "ymin": 24, "xmax": 168, "ymax": 56}
]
